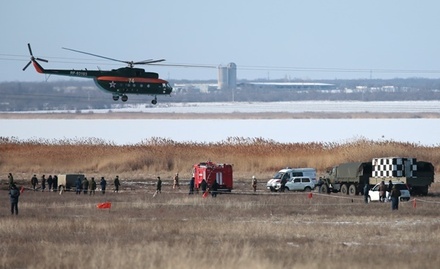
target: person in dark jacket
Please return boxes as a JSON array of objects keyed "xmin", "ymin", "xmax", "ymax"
[
  {"xmin": 100, "ymin": 177, "xmax": 107, "ymax": 194},
  {"xmin": 82, "ymin": 177, "xmax": 89, "ymax": 194},
  {"xmin": 89, "ymin": 177, "xmax": 97, "ymax": 195},
  {"xmin": 41, "ymin": 175, "xmax": 46, "ymax": 192},
  {"xmin": 8, "ymin": 173, "xmax": 14, "ymax": 189},
  {"xmin": 390, "ymin": 185, "xmax": 401, "ymax": 210},
  {"xmin": 189, "ymin": 177, "xmax": 195, "ymax": 195},
  {"xmin": 31, "ymin": 174, "xmax": 38, "ymax": 191},
  {"xmin": 156, "ymin": 177, "xmax": 162, "ymax": 193},
  {"xmin": 9, "ymin": 184, "xmax": 20, "ymax": 215},
  {"xmin": 280, "ymin": 174, "xmax": 288, "ymax": 192},
  {"xmin": 114, "ymin": 176, "xmax": 121, "ymax": 193},
  {"xmin": 47, "ymin": 175, "xmax": 53, "ymax": 192},
  {"xmin": 211, "ymin": 181, "xmax": 219, "ymax": 198},
  {"xmin": 201, "ymin": 179, "xmax": 207, "ymax": 193},
  {"xmin": 52, "ymin": 175, "xmax": 58, "ymax": 192},
  {"xmin": 75, "ymin": 177, "xmax": 82, "ymax": 195},
  {"xmin": 363, "ymin": 183, "xmax": 370, "ymax": 203},
  {"xmin": 387, "ymin": 180, "xmax": 393, "ymax": 201},
  {"xmin": 378, "ymin": 181, "xmax": 386, "ymax": 202}
]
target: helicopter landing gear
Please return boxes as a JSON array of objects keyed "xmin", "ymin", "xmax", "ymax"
[
  {"xmin": 112, "ymin": 95, "xmax": 119, "ymax": 101},
  {"xmin": 151, "ymin": 96, "xmax": 157, "ymax": 105},
  {"xmin": 121, "ymin": 95, "xmax": 128, "ymax": 102}
]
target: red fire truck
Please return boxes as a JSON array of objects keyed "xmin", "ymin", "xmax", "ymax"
[{"xmin": 193, "ymin": 161, "xmax": 233, "ymax": 192}]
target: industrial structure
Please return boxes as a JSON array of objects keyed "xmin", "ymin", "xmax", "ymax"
[
  {"xmin": 173, "ymin": 62, "xmax": 335, "ymax": 93},
  {"xmin": 218, "ymin": 63, "xmax": 237, "ymax": 91}
]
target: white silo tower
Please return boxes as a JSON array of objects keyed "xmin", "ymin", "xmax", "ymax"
[
  {"xmin": 227, "ymin": 62, "xmax": 237, "ymax": 90},
  {"xmin": 218, "ymin": 65, "xmax": 228, "ymax": 90}
]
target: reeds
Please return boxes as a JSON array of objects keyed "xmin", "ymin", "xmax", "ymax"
[{"xmin": 1, "ymin": 136, "xmax": 439, "ymax": 181}]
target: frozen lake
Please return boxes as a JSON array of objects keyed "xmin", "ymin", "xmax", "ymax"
[
  {"xmin": 2, "ymin": 101, "xmax": 440, "ymax": 146},
  {"xmin": 12, "ymin": 100, "xmax": 440, "ymax": 114},
  {"xmin": 1, "ymin": 118, "xmax": 440, "ymax": 146}
]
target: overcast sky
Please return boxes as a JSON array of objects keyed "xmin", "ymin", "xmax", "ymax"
[{"xmin": 1, "ymin": 0, "xmax": 440, "ymax": 82}]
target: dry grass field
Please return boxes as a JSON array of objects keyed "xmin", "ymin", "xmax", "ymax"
[
  {"xmin": 1, "ymin": 112, "xmax": 440, "ymax": 268},
  {"xmin": 0, "ymin": 181, "xmax": 439, "ymax": 269}
]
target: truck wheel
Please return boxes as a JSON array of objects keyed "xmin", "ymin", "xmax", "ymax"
[
  {"xmin": 320, "ymin": 184, "xmax": 328, "ymax": 194},
  {"xmin": 341, "ymin": 184, "xmax": 349, "ymax": 195},
  {"xmin": 348, "ymin": 184, "xmax": 357, "ymax": 196}
]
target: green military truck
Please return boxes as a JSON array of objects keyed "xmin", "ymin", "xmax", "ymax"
[
  {"xmin": 321, "ymin": 158, "xmax": 434, "ymax": 196},
  {"xmin": 320, "ymin": 162, "xmax": 372, "ymax": 195}
]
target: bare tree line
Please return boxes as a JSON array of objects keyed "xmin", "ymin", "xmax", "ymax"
[{"xmin": 1, "ymin": 78, "xmax": 440, "ymax": 111}]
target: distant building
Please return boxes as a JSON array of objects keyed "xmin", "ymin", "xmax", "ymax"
[
  {"xmin": 241, "ymin": 82, "xmax": 335, "ymax": 91},
  {"xmin": 218, "ymin": 63, "xmax": 237, "ymax": 91}
]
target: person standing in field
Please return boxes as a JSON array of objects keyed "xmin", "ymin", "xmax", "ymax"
[
  {"xmin": 252, "ymin": 176, "xmax": 257, "ymax": 192},
  {"xmin": 390, "ymin": 185, "xmax": 401, "ymax": 210},
  {"xmin": 363, "ymin": 183, "xmax": 370, "ymax": 203},
  {"xmin": 75, "ymin": 176, "xmax": 82, "ymax": 195},
  {"xmin": 211, "ymin": 180, "xmax": 219, "ymax": 198},
  {"xmin": 100, "ymin": 177, "xmax": 107, "ymax": 194},
  {"xmin": 156, "ymin": 176, "xmax": 162, "ymax": 193},
  {"xmin": 82, "ymin": 177, "xmax": 89, "ymax": 195},
  {"xmin": 387, "ymin": 180, "xmax": 393, "ymax": 201},
  {"xmin": 280, "ymin": 174, "xmax": 288, "ymax": 192},
  {"xmin": 8, "ymin": 173, "xmax": 14, "ymax": 189},
  {"xmin": 201, "ymin": 179, "xmax": 207, "ymax": 194},
  {"xmin": 114, "ymin": 175, "xmax": 121, "ymax": 193},
  {"xmin": 89, "ymin": 177, "xmax": 97, "ymax": 195},
  {"xmin": 31, "ymin": 174, "xmax": 38, "ymax": 191},
  {"xmin": 379, "ymin": 181, "xmax": 386, "ymax": 202},
  {"xmin": 173, "ymin": 173, "xmax": 180, "ymax": 189},
  {"xmin": 41, "ymin": 175, "xmax": 46, "ymax": 192},
  {"xmin": 52, "ymin": 175, "xmax": 58, "ymax": 192},
  {"xmin": 47, "ymin": 175, "xmax": 53, "ymax": 192},
  {"xmin": 9, "ymin": 184, "xmax": 20, "ymax": 215},
  {"xmin": 189, "ymin": 177, "xmax": 195, "ymax": 195}
]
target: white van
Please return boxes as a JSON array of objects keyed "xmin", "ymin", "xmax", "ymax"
[{"xmin": 266, "ymin": 168, "xmax": 317, "ymax": 192}]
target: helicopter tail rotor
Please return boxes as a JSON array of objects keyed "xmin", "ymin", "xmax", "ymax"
[{"xmin": 23, "ymin": 43, "xmax": 48, "ymax": 71}]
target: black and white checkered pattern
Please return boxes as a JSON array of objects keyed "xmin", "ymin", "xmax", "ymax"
[{"xmin": 372, "ymin": 157, "xmax": 417, "ymax": 178}]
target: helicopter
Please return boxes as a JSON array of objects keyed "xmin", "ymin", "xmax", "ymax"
[{"xmin": 22, "ymin": 43, "xmax": 172, "ymax": 104}]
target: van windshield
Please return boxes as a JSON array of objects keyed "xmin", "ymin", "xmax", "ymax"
[{"xmin": 273, "ymin": 172, "xmax": 284, "ymax": 179}]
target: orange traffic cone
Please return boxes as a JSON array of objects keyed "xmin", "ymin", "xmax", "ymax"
[
  {"xmin": 308, "ymin": 192, "xmax": 313, "ymax": 199},
  {"xmin": 202, "ymin": 190, "xmax": 209, "ymax": 198}
]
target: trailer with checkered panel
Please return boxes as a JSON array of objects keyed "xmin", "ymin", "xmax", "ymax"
[{"xmin": 321, "ymin": 157, "xmax": 434, "ymax": 196}]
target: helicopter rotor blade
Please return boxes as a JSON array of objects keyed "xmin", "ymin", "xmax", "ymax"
[
  {"xmin": 27, "ymin": 43, "xmax": 33, "ymax": 56},
  {"xmin": 135, "ymin": 59, "xmax": 166, "ymax": 65},
  {"xmin": 149, "ymin": 63, "xmax": 217, "ymax": 69},
  {"xmin": 36, "ymin": 57, "xmax": 48, "ymax": 63},
  {"xmin": 22, "ymin": 61, "xmax": 32, "ymax": 71},
  {"xmin": 62, "ymin": 47, "xmax": 127, "ymax": 65}
]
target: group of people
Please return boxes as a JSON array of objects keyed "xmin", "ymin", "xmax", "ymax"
[
  {"xmin": 364, "ymin": 180, "xmax": 402, "ymax": 210},
  {"xmin": 5, "ymin": 173, "xmax": 122, "ymax": 215},
  {"xmin": 30, "ymin": 174, "xmax": 58, "ymax": 192},
  {"xmin": 74, "ymin": 176, "xmax": 121, "ymax": 195},
  {"xmin": 155, "ymin": 175, "xmax": 222, "ymax": 198}
]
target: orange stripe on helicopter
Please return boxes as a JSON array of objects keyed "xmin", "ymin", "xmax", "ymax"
[
  {"xmin": 96, "ymin": 76, "xmax": 166, "ymax": 83},
  {"xmin": 32, "ymin": 61, "xmax": 44, "ymax": 74}
]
